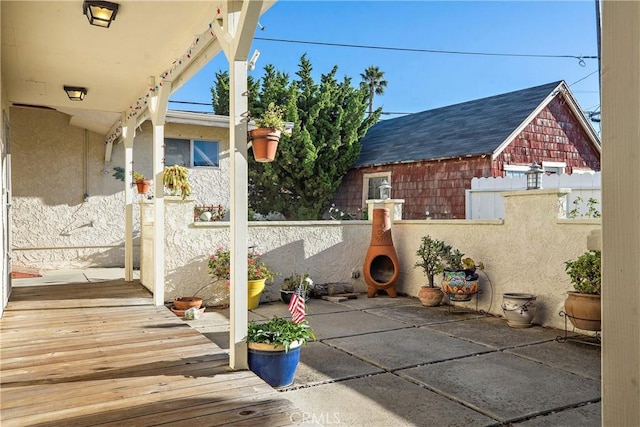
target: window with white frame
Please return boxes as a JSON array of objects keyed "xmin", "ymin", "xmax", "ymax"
[
  {"xmin": 165, "ymin": 138, "xmax": 219, "ymax": 168},
  {"xmin": 542, "ymin": 161, "xmax": 566, "ymax": 175},
  {"xmin": 362, "ymin": 172, "xmax": 391, "ymax": 206},
  {"xmin": 504, "ymin": 165, "xmax": 530, "ymax": 177}
]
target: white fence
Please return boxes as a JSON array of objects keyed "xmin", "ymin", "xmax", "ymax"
[{"xmin": 466, "ymin": 172, "xmax": 601, "ymax": 219}]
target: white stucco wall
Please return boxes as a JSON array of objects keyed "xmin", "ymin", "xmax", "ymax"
[
  {"xmin": 10, "ymin": 107, "xmax": 231, "ymax": 270},
  {"xmin": 145, "ymin": 189, "xmax": 600, "ymax": 330}
]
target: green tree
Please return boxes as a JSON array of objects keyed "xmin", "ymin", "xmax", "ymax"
[
  {"xmin": 360, "ymin": 65, "xmax": 388, "ymax": 116},
  {"xmin": 211, "ymin": 54, "xmax": 380, "ymax": 220}
]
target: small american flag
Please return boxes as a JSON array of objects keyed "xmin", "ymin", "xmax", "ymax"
[{"xmin": 288, "ymin": 292, "xmax": 306, "ymax": 324}]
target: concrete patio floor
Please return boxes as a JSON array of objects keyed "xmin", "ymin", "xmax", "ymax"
[{"xmin": 190, "ymin": 294, "xmax": 601, "ymax": 427}]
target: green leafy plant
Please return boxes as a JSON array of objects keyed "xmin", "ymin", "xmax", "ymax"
[
  {"xmin": 565, "ymin": 250, "xmax": 601, "ymax": 294},
  {"xmin": 443, "ymin": 248, "xmax": 464, "ymax": 271},
  {"xmin": 280, "ymin": 274, "xmax": 314, "ymax": 292},
  {"xmin": 208, "ymin": 247, "xmax": 275, "ymax": 282},
  {"xmin": 414, "ymin": 235, "xmax": 449, "ymax": 287},
  {"xmin": 253, "ymin": 102, "xmax": 285, "ymax": 131},
  {"xmin": 133, "ymin": 172, "xmax": 145, "ymax": 181},
  {"xmin": 568, "ymin": 197, "xmax": 601, "ymax": 219},
  {"xmin": 247, "ymin": 316, "xmax": 315, "ymax": 352},
  {"xmin": 113, "ymin": 166, "xmax": 125, "ymax": 181},
  {"xmin": 162, "ymin": 165, "xmax": 191, "ymax": 200}
]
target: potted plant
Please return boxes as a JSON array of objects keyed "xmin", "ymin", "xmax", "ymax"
[
  {"xmin": 564, "ymin": 250, "xmax": 601, "ymax": 331},
  {"xmin": 133, "ymin": 172, "xmax": 151, "ymax": 194},
  {"xmin": 162, "ymin": 164, "xmax": 191, "ymax": 200},
  {"xmin": 249, "ymin": 102, "xmax": 285, "ymax": 163},
  {"xmin": 207, "ymin": 246, "xmax": 275, "ymax": 309},
  {"xmin": 280, "ymin": 274, "xmax": 314, "ymax": 304},
  {"xmin": 441, "ymin": 246, "xmax": 482, "ymax": 302},
  {"xmin": 247, "ymin": 316, "xmax": 315, "ymax": 387},
  {"xmin": 414, "ymin": 235, "xmax": 447, "ymax": 306}
]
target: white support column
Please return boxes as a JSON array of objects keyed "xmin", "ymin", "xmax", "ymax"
[
  {"xmin": 122, "ymin": 115, "xmax": 135, "ymax": 282},
  {"xmin": 212, "ymin": 0, "xmax": 264, "ymax": 370},
  {"xmin": 601, "ymin": 1, "xmax": 640, "ymax": 425},
  {"xmin": 148, "ymin": 81, "xmax": 171, "ymax": 306},
  {"xmin": 229, "ymin": 58, "xmax": 249, "ymax": 370}
]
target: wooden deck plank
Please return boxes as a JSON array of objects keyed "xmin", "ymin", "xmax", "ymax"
[{"xmin": 1, "ymin": 280, "xmax": 300, "ymax": 426}]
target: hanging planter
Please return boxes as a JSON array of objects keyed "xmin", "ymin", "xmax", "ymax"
[
  {"xmin": 132, "ymin": 172, "xmax": 151, "ymax": 194},
  {"xmin": 249, "ymin": 102, "xmax": 286, "ymax": 163}
]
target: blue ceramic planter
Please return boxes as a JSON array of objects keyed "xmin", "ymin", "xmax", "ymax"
[{"xmin": 248, "ymin": 342, "xmax": 301, "ymax": 387}]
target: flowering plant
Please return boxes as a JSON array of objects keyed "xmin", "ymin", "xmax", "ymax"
[{"xmin": 208, "ymin": 247, "xmax": 275, "ymax": 282}]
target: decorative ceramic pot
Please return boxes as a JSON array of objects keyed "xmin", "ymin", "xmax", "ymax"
[
  {"xmin": 248, "ymin": 278, "xmax": 267, "ymax": 309},
  {"xmin": 564, "ymin": 292, "xmax": 601, "ymax": 331},
  {"xmin": 418, "ymin": 286, "xmax": 445, "ymax": 307},
  {"xmin": 248, "ymin": 341, "xmax": 302, "ymax": 387},
  {"xmin": 442, "ymin": 270, "xmax": 479, "ymax": 301},
  {"xmin": 501, "ymin": 293, "xmax": 537, "ymax": 328}
]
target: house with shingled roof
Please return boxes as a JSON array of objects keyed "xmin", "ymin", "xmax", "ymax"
[{"xmin": 332, "ymin": 81, "xmax": 601, "ymax": 219}]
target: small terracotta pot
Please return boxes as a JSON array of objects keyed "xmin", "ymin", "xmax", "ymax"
[
  {"xmin": 136, "ymin": 179, "xmax": 151, "ymax": 194},
  {"xmin": 418, "ymin": 286, "xmax": 444, "ymax": 307},
  {"xmin": 250, "ymin": 128, "xmax": 281, "ymax": 162},
  {"xmin": 173, "ymin": 296, "xmax": 203, "ymax": 311}
]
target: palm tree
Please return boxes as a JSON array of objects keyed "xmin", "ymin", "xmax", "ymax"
[{"xmin": 360, "ymin": 65, "xmax": 388, "ymax": 116}]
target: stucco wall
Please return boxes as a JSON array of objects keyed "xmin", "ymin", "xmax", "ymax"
[
  {"xmin": 10, "ymin": 107, "xmax": 231, "ymax": 270},
  {"xmin": 150, "ymin": 189, "xmax": 600, "ymax": 330}
]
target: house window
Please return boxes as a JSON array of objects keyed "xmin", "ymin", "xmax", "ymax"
[
  {"xmin": 504, "ymin": 165, "xmax": 529, "ymax": 177},
  {"xmin": 165, "ymin": 138, "xmax": 219, "ymax": 168},
  {"xmin": 542, "ymin": 161, "xmax": 566, "ymax": 175},
  {"xmin": 362, "ymin": 172, "xmax": 391, "ymax": 206}
]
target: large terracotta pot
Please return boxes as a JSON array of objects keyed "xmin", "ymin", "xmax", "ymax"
[
  {"xmin": 418, "ymin": 286, "xmax": 444, "ymax": 307},
  {"xmin": 173, "ymin": 296, "xmax": 203, "ymax": 311},
  {"xmin": 564, "ymin": 292, "xmax": 601, "ymax": 331},
  {"xmin": 249, "ymin": 128, "xmax": 281, "ymax": 162}
]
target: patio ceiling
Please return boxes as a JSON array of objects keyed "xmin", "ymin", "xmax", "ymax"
[{"xmin": 1, "ymin": 1, "xmax": 227, "ymax": 135}]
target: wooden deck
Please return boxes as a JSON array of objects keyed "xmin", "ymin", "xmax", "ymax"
[{"xmin": 1, "ymin": 280, "xmax": 299, "ymax": 426}]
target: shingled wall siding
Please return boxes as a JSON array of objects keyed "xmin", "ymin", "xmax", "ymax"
[
  {"xmin": 334, "ymin": 157, "xmax": 493, "ymax": 220},
  {"xmin": 492, "ymin": 96, "xmax": 601, "ymax": 175}
]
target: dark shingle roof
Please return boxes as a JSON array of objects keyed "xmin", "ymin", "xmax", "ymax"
[{"xmin": 355, "ymin": 81, "xmax": 563, "ymax": 167}]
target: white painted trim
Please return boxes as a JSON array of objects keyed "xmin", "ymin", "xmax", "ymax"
[{"xmin": 361, "ymin": 171, "xmax": 391, "ymax": 208}]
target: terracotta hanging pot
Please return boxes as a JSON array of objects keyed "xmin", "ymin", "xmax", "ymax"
[
  {"xmin": 135, "ymin": 179, "xmax": 151, "ymax": 194},
  {"xmin": 249, "ymin": 128, "xmax": 281, "ymax": 162}
]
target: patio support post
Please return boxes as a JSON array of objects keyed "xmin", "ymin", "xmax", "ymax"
[
  {"xmin": 601, "ymin": 1, "xmax": 640, "ymax": 425},
  {"xmin": 212, "ymin": 0, "xmax": 263, "ymax": 370},
  {"xmin": 122, "ymin": 114, "xmax": 135, "ymax": 282},
  {"xmin": 148, "ymin": 80, "xmax": 170, "ymax": 306}
]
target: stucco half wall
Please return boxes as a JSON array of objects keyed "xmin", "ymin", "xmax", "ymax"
[{"xmin": 144, "ymin": 189, "xmax": 600, "ymax": 331}]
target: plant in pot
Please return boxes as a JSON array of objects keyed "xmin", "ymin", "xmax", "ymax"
[
  {"xmin": 441, "ymin": 246, "xmax": 482, "ymax": 302},
  {"xmin": 414, "ymin": 235, "xmax": 448, "ymax": 307},
  {"xmin": 207, "ymin": 246, "xmax": 275, "ymax": 310},
  {"xmin": 280, "ymin": 274, "xmax": 314, "ymax": 304},
  {"xmin": 247, "ymin": 316, "xmax": 315, "ymax": 387},
  {"xmin": 249, "ymin": 102, "xmax": 286, "ymax": 163},
  {"xmin": 162, "ymin": 164, "xmax": 191, "ymax": 200},
  {"xmin": 564, "ymin": 250, "xmax": 601, "ymax": 331},
  {"xmin": 133, "ymin": 172, "xmax": 151, "ymax": 194}
]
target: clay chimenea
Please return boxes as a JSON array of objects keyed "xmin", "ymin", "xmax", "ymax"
[{"xmin": 363, "ymin": 208, "xmax": 399, "ymax": 298}]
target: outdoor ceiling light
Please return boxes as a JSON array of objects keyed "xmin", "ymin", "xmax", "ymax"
[
  {"xmin": 64, "ymin": 86, "xmax": 87, "ymax": 101},
  {"xmin": 525, "ymin": 162, "xmax": 543, "ymax": 190},
  {"xmin": 83, "ymin": 1, "xmax": 119, "ymax": 28}
]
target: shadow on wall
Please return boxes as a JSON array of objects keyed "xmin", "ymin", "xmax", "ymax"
[{"xmin": 78, "ymin": 234, "xmax": 141, "ymax": 268}]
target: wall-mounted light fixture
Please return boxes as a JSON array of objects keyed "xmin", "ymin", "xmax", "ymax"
[
  {"xmin": 83, "ymin": 1, "xmax": 119, "ymax": 28},
  {"xmin": 64, "ymin": 86, "xmax": 87, "ymax": 101},
  {"xmin": 525, "ymin": 162, "xmax": 543, "ymax": 190}
]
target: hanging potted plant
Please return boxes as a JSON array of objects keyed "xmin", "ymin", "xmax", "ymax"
[
  {"xmin": 414, "ymin": 235, "xmax": 447, "ymax": 307},
  {"xmin": 162, "ymin": 164, "xmax": 191, "ymax": 200},
  {"xmin": 133, "ymin": 172, "xmax": 151, "ymax": 194},
  {"xmin": 249, "ymin": 102, "xmax": 285, "ymax": 163},
  {"xmin": 247, "ymin": 316, "xmax": 315, "ymax": 387},
  {"xmin": 564, "ymin": 250, "xmax": 601, "ymax": 331}
]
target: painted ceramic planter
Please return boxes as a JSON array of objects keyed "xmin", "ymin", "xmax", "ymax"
[
  {"xmin": 442, "ymin": 270, "xmax": 478, "ymax": 301},
  {"xmin": 501, "ymin": 293, "xmax": 537, "ymax": 328}
]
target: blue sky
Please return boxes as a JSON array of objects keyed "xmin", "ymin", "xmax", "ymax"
[{"xmin": 172, "ymin": 1, "xmax": 600, "ymax": 125}]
